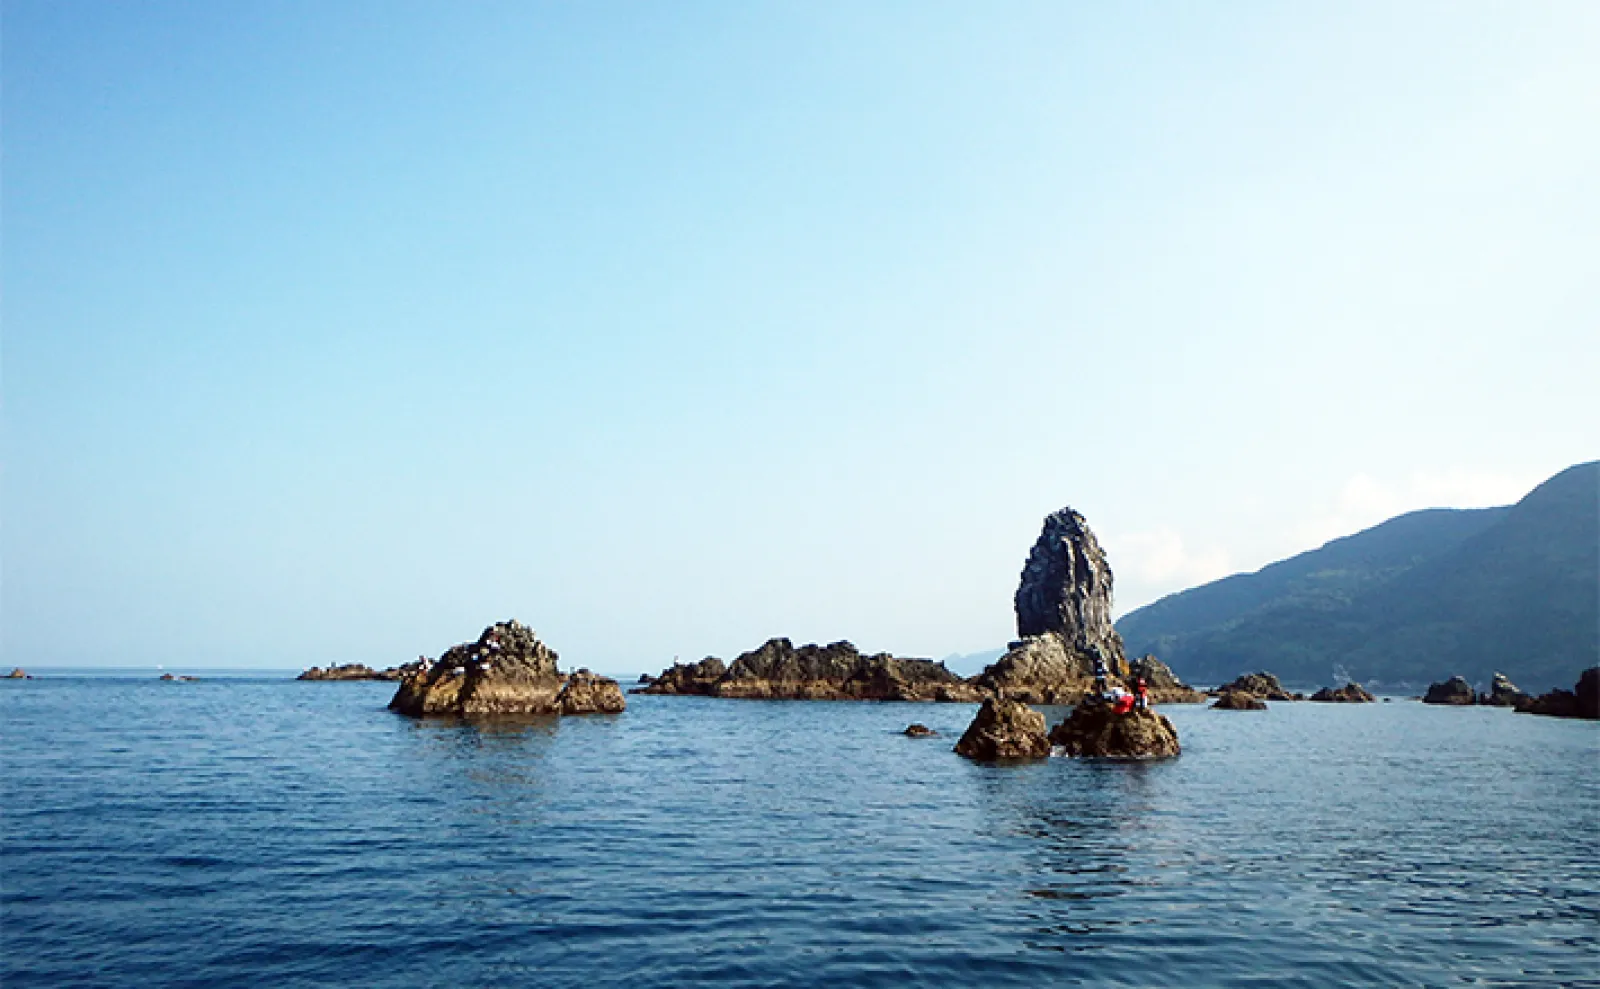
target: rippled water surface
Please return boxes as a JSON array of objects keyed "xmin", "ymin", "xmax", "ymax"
[{"xmin": 3, "ymin": 677, "xmax": 1597, "ymax": 987}]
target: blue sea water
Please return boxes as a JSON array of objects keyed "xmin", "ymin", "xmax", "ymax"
[{"xmin": 2, "ymin": 677, "xmax": 1597, "ymax": 988}]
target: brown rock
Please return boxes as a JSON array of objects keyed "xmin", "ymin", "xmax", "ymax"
[
  {"xmin": 388, "ymin": 620, "xmax": 624, "ymax": 717},
  {"xmin": 638, "ymin": 639, "xmax": 982, "ymax": 702},
  {"xmin": 903, "ymin": 723, "xmax": 938, "ymax": 737},
  {"xmin": 971, "ymin": 633, "xmax": 1101, "ymax": 705},
  {"xmin": 1211, "ymin": 690, "xmax": 1267, "ymax": 710},
  {"xmin": 1048, "ymin": 700, "xmax": 1181, "ymax": 759},
  {"xmin": 954, "ymin": 698, "xmax": 1051, "ymax": 760},
  {"xmin": 1515, "ymin": 667, "xmax": 1600, "ymax": 720},
  {"xmin": 298, "ymin": 663, "xmax": 405, "ymax": 682},
  {"xmin": 1128, "ymin": 654, "xmax": 1207, "ymax": 704},
  {"xmin": 1218, "ymin": 672, "xmax": 1295, "ymax": 701},
  {"xmin": 1309, "ymin": 682, "xmax": 1376, "ymax": 703}
]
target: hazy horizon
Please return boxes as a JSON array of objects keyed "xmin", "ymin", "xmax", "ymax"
[{"xmin": 5, "ymin": 2, "xmax": 1597, "ymax": 670}]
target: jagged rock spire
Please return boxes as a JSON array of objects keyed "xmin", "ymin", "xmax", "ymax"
[{"xmin": 1013, "ymin": 507, "xmax": 1123, "ymax": 662}]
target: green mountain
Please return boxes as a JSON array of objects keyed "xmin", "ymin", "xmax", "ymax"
[{"xmin": 1116, "ymin": 461, "xmax": 1599, "ymax": 692}]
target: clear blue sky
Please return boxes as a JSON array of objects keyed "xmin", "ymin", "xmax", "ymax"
[{"xmin": 4, "ymin": 1, "xmax": 1596, "ymax": 672}]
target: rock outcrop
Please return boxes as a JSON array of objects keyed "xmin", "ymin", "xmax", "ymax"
[
  {"xmin": 976, "ymin": 507, "xmax": 1136, "ymax": 703},
  {"xmin": 299, "ymin": 663, "xmax": 411, "ymax": 682},
  {"xmin": 1423, "ymin": 676, "xmax": 1476, "ymax": 705},
  {"xmin": 954, "ymin": 698, "xmax": 1051, "ymax": 760},
  {"xmin": 630, "ymin": 657, "xmax": 727, "ymax": 695},
  {"xmin": 1211, "ymin": 690, "xmax": 1267, "ymax": 710},
  {"xmin": 1515, "ymin": 667, "xmax": 1600, "ymax": 720},
  {"xmin": 1218, "ymin": 672, "xmax": 1296, "ymax": 701},
  {"xmin": 1128, "ymin": 655, "xmax": 1206, "ymax": 704},
  {"xmin": 903, "ymin": 723, "xmax": 937, "ymax": 737},
  {"xmin": 637, "ymin": 639, "xmax": 983, "ymax": 702},
  {"xmin": 388, "ymin": 620, "xmax": 624, "ymax": 717},
  {"xmin": 1048, "ymin": 700, "xmax": 1181, "ymax": 759},
  {"xmin": 1480, "ymin": 673, "xmax": 1530, "ymax": 707},
  {"xmin": 1309, "ymin": 682, "xmax": 1376, "ymax": 703}
]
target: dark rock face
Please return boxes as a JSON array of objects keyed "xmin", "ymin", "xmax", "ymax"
[
  {"xmin": 1515, "ymin": 667, "xmax": 1600, "ymax": 720},
  {"xmin": 299, "ymin": 663, "xmax": 408, "ymax": 682},
  {"xmin": 1211, "ymin": 690, "xmax": 1267, "ymax": 710},
  {"xmin": 1423, "ymin": 676, "xmax": 1477, "ymax": 705},
  {"xmin": 954, "ymin": 698, "xmax": 1050, "ymax": 760},
  {"xmin": 904, "ymin": 723, "xmax": 937, "ymax": 737},
  {"xmin": 1309, "ymin": 682, "xmax": 1376, "ymax": 703},
  {"xmin": 1048, "ymin": 701, "xmax": 1181, "ymax": 759},
  {"xmin": 388, "ymin": 620, "xmax": 624, "ymax": 717},
  {"xmin": 1218, "ymin": 672, "xmax": 1295, "ymax": 701},
  {"xmin": 638, "ymin": 639, "xmax": 983, "ymax": 702},
  {"xmin": 1015, "ymin": 508, "xmax": 1124, "ymax": 655},
  {"xmin": 159, "ymin": 673, "xmax": 199, "ymax": 682},
  {"xmin": 1129, "ymin": 655, "xmax": 1206, "ymax": 704},
  {"xmin": 1480, "ymin": 673, "xmax": 1530, "ymax": 707},
  {"xmin": 977, "ymin": 508, "xmax": 1133, "ymax": 703}
]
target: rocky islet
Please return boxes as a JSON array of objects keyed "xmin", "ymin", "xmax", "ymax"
[{"xmin": 388, "ymin": 620, "xmax": 624, "ymax": 718}]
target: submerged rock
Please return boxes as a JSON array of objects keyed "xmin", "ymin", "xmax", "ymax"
[
  {"xmin": 1515, "ymin": 667, "xmax": 1600, "ymax": 720},
  {"xmin": 903, "ymin": 723, "xmax": 938, "ymax": 738},
  {"xmin": 638, "ymin": 639, "xmax": 982, "ymax": 702},
  {"xmin": 1480, "ymin": 673, "xmax": 1530, "ymax": 707},
  {"xmin": 1423, "ymin": 676, "xmax": 1476, "ymax": 705},
  {"xmin": 1309, "ymin": 682, "xmax": 1376, "ymax": 703},
  {"xmin": 1048, "ymin": 700, "xmax": 1181, "ymax": 759},
  {"xmin": 1211, "ymin": 690, "xmax": 1267, "ymax": 711},
  {"xmin": 1218, "ymin": 672, "xmax": 1295, "ymax": 701},
  {"xmin": 388, "ymin": 620, "xmax": 624, "ymax": 717}
]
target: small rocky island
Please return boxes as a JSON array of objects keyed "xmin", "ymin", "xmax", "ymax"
[
  {"xmin": 636, "ymin": 638, "xmax": 983, "ymax": 702},
  {"xmin": 1309, "ymin": 683, "xmax": 1376, "ymax": 703},
  {"xmin": 1422, "ymin": 673, "xmax": 1531, "ymax": 707},
  {"xmin": 299, "ymin": 663, "xmax": 413, "ymax": 681},
  {"xmin": 955, "ymin": 506, "xmax": 1184, "ymax": 761},
  {"xmin": 389, "ymin": 620, "xmax": 624, "ymax": 717},
  {"xmin": 1514, "ymin": 667, "xmax": 1600, "ymax": 720}
]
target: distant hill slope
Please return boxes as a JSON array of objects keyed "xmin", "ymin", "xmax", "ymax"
[{"xmin": 1116, "ymin": 461, "xmax": 1598, "ymax": 692}]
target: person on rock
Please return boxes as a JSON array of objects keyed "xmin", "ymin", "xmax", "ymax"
[{"xmin": 1135, "ymin": 677, "xmax": 1150, "ymax": 711}]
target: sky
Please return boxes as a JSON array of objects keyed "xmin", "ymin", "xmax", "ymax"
[{"xmin": 4, "ymin": 1, "xmax": 1596, "ymax": 673}]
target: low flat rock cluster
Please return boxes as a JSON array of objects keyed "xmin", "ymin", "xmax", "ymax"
[
  {"xmin": 389, "ymin": 620, "xmax": 624, "ymax": 718},
  {"xmin": 635, "ymin": 638, "xmax": 984, "ymax": 702},
  {"xmin": 298, "ymin": 663, "xmax": 411, "ymax": 682}
]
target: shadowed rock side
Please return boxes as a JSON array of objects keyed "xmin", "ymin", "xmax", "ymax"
[
  {"xmin": 1515, "ymin": 667, "xmax": 1599, "ymax": 719},
  {"xmin": 299, "ymin": 663, "xmax": 413, "ymax": 681},
  {"xmin": 1423, "ymin": 676, "xmax": 1476, "ymax": 705},
  {"xmin": 1481, "ymin": 673, "xmax": 1530, "ymax": 707},
  {"xmin": 1211, "ymin": 690, "xmax": 1267, "ymax": 710},
  {"xmin": 1048, "ymin": 701, "xmax": 1181, "ymax": 759},
  {"xmin": 954, "ymin": 698, "xmax": 1050, "ymax": 760},
  {"xmin": 637, "ymin": 639, "xmax": 984, "ymax": 702},
  {"xmin": 1218, "ymin": 672, "xmax": 1297, "ymax": 701},
  {"xmin": 1129, "ymin": 655, "xmax": 1206, "ymax": 704},
  {"xmin": 389, "ymin": 620, "xmax": 624, "ymax": 717},
  {"xmin": 1309, "ymin": 683, "xmax": 1376, "ymax": 703}
]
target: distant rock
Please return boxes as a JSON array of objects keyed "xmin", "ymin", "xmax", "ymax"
[
  {"xmin": 1479, "ymin": 673, "xmax": 1530, "ymax": 707},
  {"xmin": 954, "ymin": 698, "xmax": 1050, "ymax": 760},
  {"xmin": 1515, "ymin": 667, "xmax": 1600, "ymax": 720},
  {"xmin": 1217, "ymin": 672, "xmax": 1295, "ymax": 701},
  {"xmin": 976, "ymin": 507, "xmax": 1145, "ymax": 703},
  {"xmin": 637, "ymin": 639, "xmax": 983, "ymax": 702},
  {"xmin": 5, "ymin": 668, "xmax": 26, "ymax": 679},
  {"xmin": 1048, "ymin": 701, "xmax": 1181, "ymax": 759},
  {"xmin": 903, "ymin": 723, "xmax": 937, "ymax": 738},
  {"xmin": 388, "ymin": 620, "xmax": 624, "ymax": 717},
  {"xmin": 1423, "ymin": 676, "xmax": 1476, "ymax": 705},
  {"xmin": 159, "ymin": 673, "xmax": 199, "ymax": 682},
  {"xmin": 1211, "ymin": 690, "xmax": 1267, "ymax": 711},
  {"xmin": 1128, "ymin": 655, "xmax": 1206, "ymax": 704},
  {"xmin": 1309, "ymin": 683, "xmax": 1376, "ymax": 703},
  {"xmin": 298, "ymin": 663, "xmax": 408, "ymax": 682},
  {"xmin": 632, "ymin": 657, "xmax": 726, "ymax": 695}
]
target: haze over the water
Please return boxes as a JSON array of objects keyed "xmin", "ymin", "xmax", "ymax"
[{"xmin": 4, "ymin": 2, "xmax": 1596, "ymax": 671}]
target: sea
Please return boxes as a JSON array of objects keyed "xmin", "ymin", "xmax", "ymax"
[{"xmin": 3, "ymin": 672, "xmax": 1597, "ymax": 988}]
